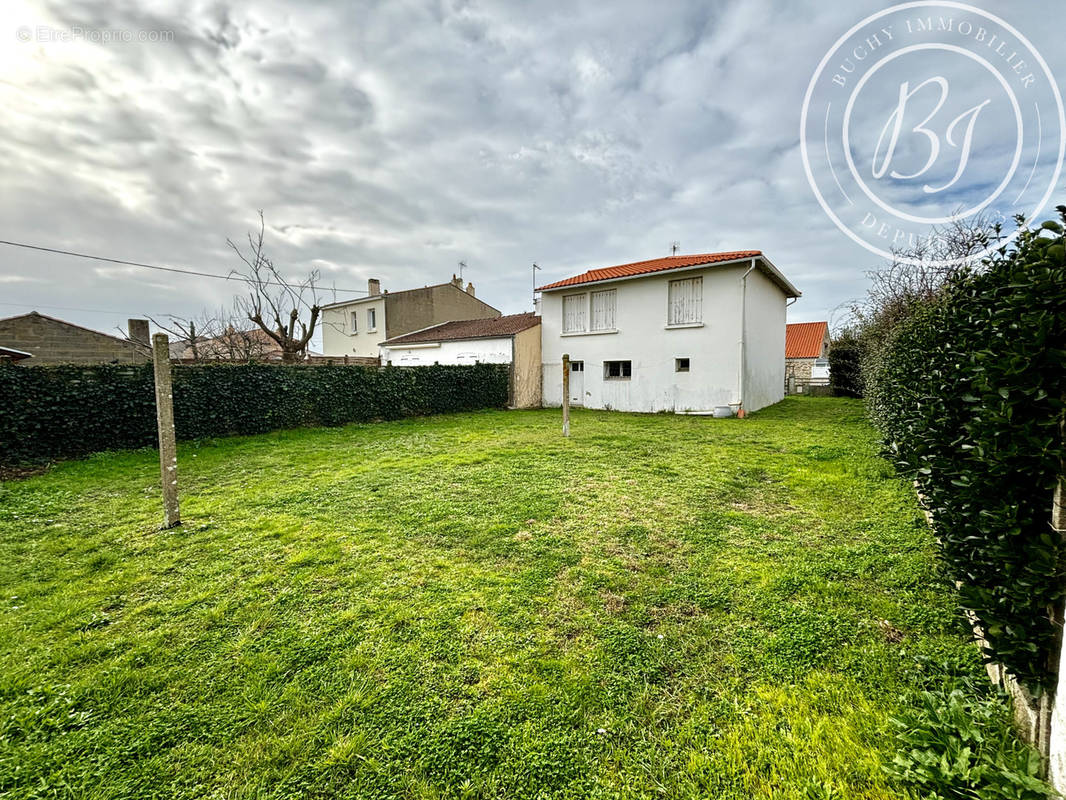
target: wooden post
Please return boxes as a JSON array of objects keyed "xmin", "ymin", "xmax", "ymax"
[
  {"xmin": 562, "ymin": 353, "xmax": 570, "ymax": 438},
  {"xmin": 152, "ymin": 333, "xmax": 180, "ymax": 529}
]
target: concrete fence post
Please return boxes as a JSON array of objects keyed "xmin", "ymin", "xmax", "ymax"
[
  {"xmin": 562, "ymin": 353, "xmax": 570, "ymax": 438},
  {"xmin": 1053, "ymin": 478, "xmax": 1065, "ymax": 534},
  {"xmin": 151, "ymin": 333, "xmax": 180, "ymax": 529}
]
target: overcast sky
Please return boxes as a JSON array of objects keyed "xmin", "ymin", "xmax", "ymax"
[{"xmin": 1, "ymin": 0, "xmax": 1063, "ymax": 347}]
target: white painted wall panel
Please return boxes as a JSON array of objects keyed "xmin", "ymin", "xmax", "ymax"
[
  {"xmin": 742, "ymin": 268, "xmax": 787, "ymax": 413},
  {"xmin": 541, "ymin": 267, "xmax": 747, "ymax": 413},
  {"xmin": 381, "ymin": 337, "xmax": 513, "ymax": 366}
]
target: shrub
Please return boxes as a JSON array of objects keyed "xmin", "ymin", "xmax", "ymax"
[
  {"xmin": 828, "ymin": 333, "xmax": 864, "ymax": 397},
  {"xmin": 0, "ymin": 362, "xmax": 510, "ymax": 466},
  {"xmin": 886, "ymin": 686, "xmax": 1052, "ymax": 799},
  {"xmin": 865, "ymin": 210, "xmax": 1066, "ymax": 689}
]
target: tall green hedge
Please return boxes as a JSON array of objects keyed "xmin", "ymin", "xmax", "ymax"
[
  {"xmin": 0, "ymin": 363, "xmax": 509, "ymax": 466},
  {"xmin": 828, "ymin": 334, "xmax": 864, "ymax": 398},
  {"xmin": 865, "ymin": 212, "xmax": 1066, "ymax": 689}
]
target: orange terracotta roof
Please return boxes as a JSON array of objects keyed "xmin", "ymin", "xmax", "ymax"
[
  {"xmin": 785, "ymin": 321, "xmax": 829, "ymax": 358},
  {"xmin": 382, "ymin": 313, "xmax": 540, "ymax": 345},
  {"xmin": 535, "ymin": 251, "xmax": 762, "ymax": 291}
]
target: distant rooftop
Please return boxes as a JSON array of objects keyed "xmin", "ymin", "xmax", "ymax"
[
  {"xmin": 785, "ymin": 321, "xmax": 829, "ymax": 358},
  {"xmin": 381, "ymin": 313, "xmax": 540, "ymax": 345}
]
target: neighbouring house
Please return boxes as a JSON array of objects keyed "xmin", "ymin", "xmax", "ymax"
[
  {"xmin": 784, "ymin": 321, "xmax": 830, "ymax": 393},
  {"xmin": 181, "ymin": 327, "xmax": 282, "ymax": 362},
  {"xmin": 0, "ymin": 346, "xmax": 32, "ymax": 364},
  {"xmin": 0, "ymin": 312, "xmax": 150, "ymax": 365},
  {"xmin": 380, "ymin": 312, "xmax": 542, "ymax": 408},
  {"xmin": 320, "ymin": 276, "xmax": 501, "ymax": 359},
  {"xmin": 536, "ymin": 251, "xmax": 800, "ymax": 414}
]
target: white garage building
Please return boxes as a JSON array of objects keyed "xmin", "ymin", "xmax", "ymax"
[
  {"xmin": 536, "ymin": 251, "xmax": 800, "ymax": 415},
  {"xmin": 379, "ymin": 313, "xmax": 543, "ymax": 409}
]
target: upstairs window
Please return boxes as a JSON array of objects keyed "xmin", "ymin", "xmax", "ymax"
[
  {"xmin": 563, "ymin": 293, "xmax": 587, "ymax": 333},
  {"xmin": 668, "ymin": 276, "xmax": 703, "ymax": 325},
  {"xmin": 590, "ymin": 289, "xmax": 616, "ymax": 331},
  {"xmin": 367, "ymin": 307, "xmax": 377, "ymax": 331},
  {"xmin": 675, "ymin": 357, "xmax": 690, "ymax": 372},
  {"xmin": 350, "ymin": 311, "xmax": 358, "ymax": 334},
  {"xmin": 604, "ymin": 360, "xmax": 631, "ymax": 380}
]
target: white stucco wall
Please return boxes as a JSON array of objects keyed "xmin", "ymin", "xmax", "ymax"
[
  {"xmin": 321, "ymin": 298, "xmax": 386, "ymax": 358},
  {"xmin": 742, "ymin": 267, "xmax": 787, "ymax": 413},
  {"xmin": 540, "ymin": 261, "xmax": 792, "ymax": 414},
  {"xmin": 381, "ymin": 337, "xmax": 513, "ymax": 366},
  {"xmin": 540, "ymin": 266, "xmax": 748, "ymax": 413}
]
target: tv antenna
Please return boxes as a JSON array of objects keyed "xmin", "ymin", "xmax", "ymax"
[
  {"xmin": 671, "ymin": 241, "xmax": 680, "ymax": 255},
  {"xmin": 458, "ymin": 260, "xmax": 467, "ymax": 281},
  {"xmin": 532, "ymin": 262, "xmax": 542, "ymax": 309}
]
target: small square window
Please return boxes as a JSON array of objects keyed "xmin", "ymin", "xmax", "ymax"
[
  {"xmin": 604, "ymin": 360, "xmax": 631, "ymax": 380},
  {"xmin": 675, "ymin": 358, "xmax": 690, "ymax": 372},
  {"xmin": 570, "ymin": 360, "xmax": 584, "ymax": 372}
]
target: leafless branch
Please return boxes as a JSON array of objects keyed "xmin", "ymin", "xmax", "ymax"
[{"xmin": 228, "ymin": 211, "xmax": 322, "ymax": 363}]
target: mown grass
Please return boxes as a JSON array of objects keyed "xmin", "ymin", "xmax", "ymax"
[{"xmin": 0, "ymin": 398, "xmax": 982, "ymax": 798}]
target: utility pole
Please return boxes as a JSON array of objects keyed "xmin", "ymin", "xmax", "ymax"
[
  {"xmin": 532, "ymin": 262, "xmax": 542, "ymax": 310},
  {"xmin": 151, "ymin": 332, "xmax": 180, "ymax": 528},
  {"xmin": 562, "ymin": 353, "xmax": 570, "ymax": 438}
]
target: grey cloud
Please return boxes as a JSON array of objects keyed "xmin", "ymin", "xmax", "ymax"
[{"xmin": 2, "ymin": 0, "xmax": 1063, "ymax": 341}]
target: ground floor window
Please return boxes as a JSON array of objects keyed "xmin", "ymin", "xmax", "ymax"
[
  {"xmin": 570, "ymin": 360, "xmax": 583, "ymax": 372},
  {"xmin": 675, "ymin": 357, "xmax": 690, "ymax": 372},
  {"xmin": 604, "ymin": 360, "xmax": 631, "ymax": 379}
]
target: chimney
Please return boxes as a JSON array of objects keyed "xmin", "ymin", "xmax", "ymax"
[
  {"xmin": 128, "ymin": 319, "xmax": 150, "ymax": 348},
  {"xmin": 451, "ymin": 273, "xmax": 462, "ymax": 288},
  {"xmin": 368, "ymin": 278, "xmax": 381, "ymax": 296},
  {"xmin": 465, "ymin": 282, "xmax": 475, "ymax": 297}
]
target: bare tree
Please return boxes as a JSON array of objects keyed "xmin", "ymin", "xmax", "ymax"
[
  {"xmin": 843, "ymin": 212, "xmax": 1002, "ymax": 342},
  {"xmin": 147, "ymin": 310, "xmax": 222, "ymax": 362},
  {"xmin": 229, "ymin": 212, "xmax": 321, "ymax": 364}
]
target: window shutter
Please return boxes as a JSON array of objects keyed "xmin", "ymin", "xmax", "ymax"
[
  {"xmin": 668, "ymin": 277, "xmax": 703, "ymax": 325},
  {"xmin": 590, "ymin": 290, "xmax": 616, "ymax": 331},
  {"xmin": 563, "ymin": 294, "xmax": 587, "ymax": 333}
]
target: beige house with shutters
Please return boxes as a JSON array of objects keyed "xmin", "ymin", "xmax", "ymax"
[{"xmin": 320, "ymin": 276, "xmax": 501, "ymax": 359}]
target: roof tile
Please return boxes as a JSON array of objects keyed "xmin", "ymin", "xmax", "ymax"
[
  {"xmin": 785, "ymin": 321, "xmax": 829, "ymax": 358},
  {"xmin": 382, "ymin": 313, "xmax": 540, "ymax": 345},
  {"xmin": 535, "ymin": 251, "xmax": 762, "ymax": 291}
]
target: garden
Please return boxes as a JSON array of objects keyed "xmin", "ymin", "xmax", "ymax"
[{"xmin": 0, "ymin": 399, "xmax": 1029, "ymax": 799}]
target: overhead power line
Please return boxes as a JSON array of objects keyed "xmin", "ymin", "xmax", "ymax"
[
  {"xmin": 0, "ymin": 239, "xmax": 369, "ymax": 294},
  {"xmin": 0, "ymin": 300, "xmax": 167, "ymax": 316}
]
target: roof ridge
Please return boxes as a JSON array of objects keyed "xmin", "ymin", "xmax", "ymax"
[{"xmin": 535, "ymin": 250, "xmax": 763, "ymax": 292}]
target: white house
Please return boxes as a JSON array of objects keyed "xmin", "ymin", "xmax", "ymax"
[
  {"xmin": 380, "ymin": 313, "xmax": 542, "ymax": 408},
  {"xmin": 536, "ymin": 251, "xmax": 800, "ymax": 415}
]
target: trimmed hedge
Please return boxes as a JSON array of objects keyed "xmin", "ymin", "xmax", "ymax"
[
  {"xmin": 0, "ymin": 362, "xmax": 510, "ymax": 466},
  {"xmin": 865, "ymin": 211, "xmax": 1066, "ymax": 690},
  {"xmin": 828, "ymin": 335, "xmax": 864, "ymax": 398}
]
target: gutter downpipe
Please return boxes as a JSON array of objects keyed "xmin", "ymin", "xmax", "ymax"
[{"xmin": 737, "ymin": 258, "xmax": 757, "ymax": 418}]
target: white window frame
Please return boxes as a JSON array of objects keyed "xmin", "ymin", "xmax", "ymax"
[
  {"xmin": 367, "ymin": 307, "xmax": 377, "ymax": 332},
  {"xmin": 667, "ymin": 276, "xmax": 703, "ymax": 326},
  {"xmin": 603, "ymin": 360, "xmax": 631, "ymax": 380},
  {"xmin": 562, "ymin": 293, "xmax": 588, "ymax": 334},
  {"xmin": 350, "ymin": 311, "xmax": 358, "ymax": 334},
  {"xmin": 590, "ymin": 289, "xmax": 617, "ymax": 332}
]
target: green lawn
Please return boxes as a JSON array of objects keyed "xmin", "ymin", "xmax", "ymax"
[{"xmin": 0, "ymin": 398, "xmax": 981, "ymax": 799}]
